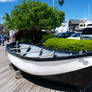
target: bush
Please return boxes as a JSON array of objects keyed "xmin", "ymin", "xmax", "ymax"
[
  {"xmin": 44, "ymin": 38, "xmax": 92, "ymax": 52},
  {"xmin": 19, "ymin": 37, "xmax": 33, "ymax": 43},
  {"xmin": 41, "ymin": 33, "xmax": 54, "ymax": 43},
  {"xmin": 15, "ymin": 30, "xmax": 53, "ymax": 44}
]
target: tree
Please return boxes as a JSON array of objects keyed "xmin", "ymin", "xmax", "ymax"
[{"xmin": 4, "ymin": 0, "xmax": 65, "ymax": 43}]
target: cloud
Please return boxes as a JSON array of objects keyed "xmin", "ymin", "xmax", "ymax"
[{"xmin": 0, "ymin": 0, "xmax": 16, "ymax": 2}]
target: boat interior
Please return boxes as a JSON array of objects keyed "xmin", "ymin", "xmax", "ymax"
[{"xmin": 6, "ymin": 42, "xmax": 91, "ymax": 61}]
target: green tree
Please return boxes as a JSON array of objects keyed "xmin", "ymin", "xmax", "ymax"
[{"xmin": 4, "ymin": 0, "xmax": 65, "ymax": 43}]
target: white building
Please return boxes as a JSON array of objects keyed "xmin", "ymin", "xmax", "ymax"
[{"xmin": 55, "ymin": 21, "xmax": 69, "ymax": 34}]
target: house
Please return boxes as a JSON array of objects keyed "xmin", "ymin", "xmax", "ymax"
[
  {"xmin": 75, "ymin": 20, "xmax": 92, "ymax": 32},
  {"xmin": 69, "ymin": 19, "xmax": 88, "ymax": 32},
  {"xmin": 55, "ymin": 21, "xmax": 69, "ymax": 34}
]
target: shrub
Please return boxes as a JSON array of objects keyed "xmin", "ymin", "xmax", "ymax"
[
  {"xmin": 19, "ymin": 37, "xmax": 33, "ymax": 43},
  {"xmin": 41, "ymin": 33, "xmax": 54, "ymax": 43},
  {"xmin": 14, "ymin": 30, "xmax": 41, "ymax": 43},
  {"xmin": 44, "ymin": 38, "xmax": 92, "ymax": 52}
]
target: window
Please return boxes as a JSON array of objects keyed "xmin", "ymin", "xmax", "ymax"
[
  {"xmin": 84, "ymin": 24, "xmax": 85, "ymax": 26},
  {"xmin": 80, "ymin": 24, "xmax": 86, "ymax": 27},
  {"xmin": 62, "ymin": 25, "xmax": 65, "ymax": 27},
  {"xmin": 80, "ymin": 24, "xmax": 83, "ymax": 27}
]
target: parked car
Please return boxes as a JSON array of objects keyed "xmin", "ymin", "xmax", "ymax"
[
  {"xmin": 80, "ymin": 28, "xmax": 92, "ymax": 40},
  {"xmin": 57, "ymin": 32, "xmax": 74, "ymax": 38},
  {"xmin": 67, "ymin": 33, "xmax": 81, "ymax": 40}
]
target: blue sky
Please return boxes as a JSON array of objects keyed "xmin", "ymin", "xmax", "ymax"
[{"xmin": 0, "ymin": 0, "xmax": 92, "ymax": 24}]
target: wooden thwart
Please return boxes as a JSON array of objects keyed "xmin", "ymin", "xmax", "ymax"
[
  {"xmin": 10, "ymin": 47, "xmax": 55, "ymax": 57},
  {"xmin": 17, "ymin": 50, "xmax": 41, "ymax": 54},
  {"xmin": 17, "ymin": 51, "xmax": 54, "ymax": 57}
]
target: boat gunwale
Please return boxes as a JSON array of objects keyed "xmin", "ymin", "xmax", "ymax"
[{"xmin": 6, "ymin": 42, "xmax": 92, "ymax": 62}]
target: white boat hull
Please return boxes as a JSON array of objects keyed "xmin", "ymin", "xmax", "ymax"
[{"xmin": 8, "ymin": 52, "xmax": 92, "ymax": 76}]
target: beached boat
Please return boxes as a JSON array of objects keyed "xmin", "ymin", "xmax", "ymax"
[{"xmin": 6, "ymin": 42, "xmax": 92, "ymax": 88}]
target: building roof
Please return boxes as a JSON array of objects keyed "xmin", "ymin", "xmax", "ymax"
[{"xmin": 69, "ymin": 19, "xmax": 87, "ymax": 24}]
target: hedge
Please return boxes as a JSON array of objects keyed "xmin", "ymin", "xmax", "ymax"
[
  {"xmin": 19, "ymin": 37, "xmax": 33, "ymax": 43},
  {"xmin": 44, "ymin": 38, "xmax": 92, "ymax": 52},
  {"xmin": 41, "ymin": 33, "xmax": 54, "ymax": 43}
]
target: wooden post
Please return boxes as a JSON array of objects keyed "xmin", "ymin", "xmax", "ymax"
[
  {"xmin": 15, "ymin": 70, "xmax": 23, "ymax": 79},
  {"xmin": 9, "ymin": 63, "xmax": 14, "ymax": 70}
]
